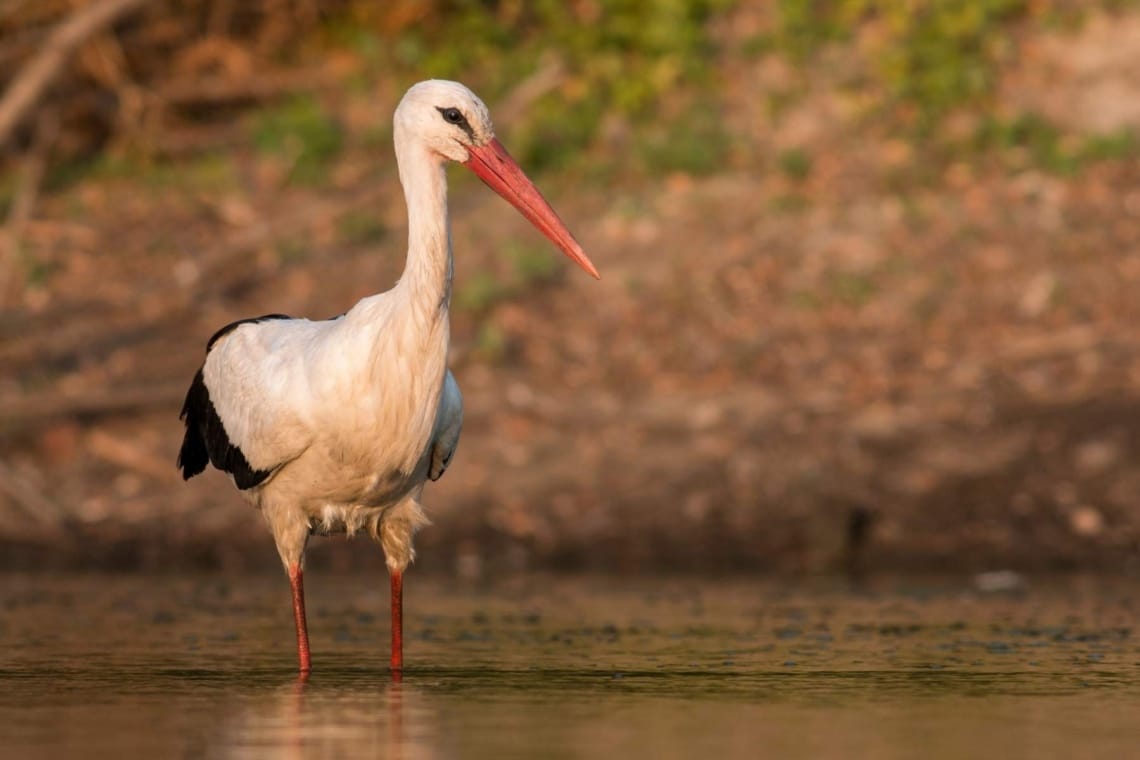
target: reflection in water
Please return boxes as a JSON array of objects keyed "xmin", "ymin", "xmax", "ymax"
[
  {"xmin": 3, "ymin": 575, "xmax": 1140, "ymax": 759},
  {"xmin": 388, "ymin": 679, "xmax": 406, "ymax": 759},
  {"xmin": 224, "ymin": 673, "xmax": 435, "ymax": 759}
]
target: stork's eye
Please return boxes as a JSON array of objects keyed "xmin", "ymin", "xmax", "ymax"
[{"xmin": 439, "ymin": 107, "xmax": 466, "ymax": 126}]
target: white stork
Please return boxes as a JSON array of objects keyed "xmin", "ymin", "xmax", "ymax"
[{"xmin": 177, "ymin": 80, "xmax": 600, "ymax": 673}]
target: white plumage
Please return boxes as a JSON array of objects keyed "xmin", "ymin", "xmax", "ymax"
[{"xmin": 178, "ymin": 80, "xmax": 599, "ymax": 673}]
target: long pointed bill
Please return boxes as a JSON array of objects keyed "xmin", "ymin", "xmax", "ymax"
[{"xmin": 464, "ymin": 138, "xmax": 600, "ymax": 279}]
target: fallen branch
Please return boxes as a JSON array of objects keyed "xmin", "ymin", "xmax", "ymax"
[
  {"xmin": 86, "ymin": 428, "xmax": 179, "ymax": 482},
  {"xmin": 0, "ymin": 380, "xmax": 187, "ymax": 432},
  {"xmin": 0, "ymin": 0, "xmax": 151, "ymax": 148},
  {"xmin": 1000, "ymin": 326, "xmax": 1103, "ymax": 362}
]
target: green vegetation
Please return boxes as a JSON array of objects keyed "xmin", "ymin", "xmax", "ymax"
[
  {"xmin": 454, "ymin": 270, "xmax": 505, "ymax": 313},
  {"xmin": 0, "ymin": 174, "xmax": 15, "ymax": 219},
  {"xmin": 778, "ymin": 148, "xmax": 813, "ymax": 181},
  {"xmin": 1081, "ymin": 129, "xmax": 1140, "ymax": 162},
  {"xmin": 829, "ymin": 270, "xmax": 877, "ymax": 307},
  {"xmin": 970, "ymin": 115, "xmax": 1140, "ymax": 174},
  {"xmin": 333, "ymin": 0, "xmax": 1135, "ymax": 179},
  {"xmin": 455, "ymin": 241, "xmax": 566, "ymax": 314},
  {"xmin": 329, "ymin": 0, "xmax": 732, "ymax": 176},
  {"xmin": 506, "ymin": 241, "xmax": 562, "ymax": 287},
  {"xmin": 637, "ymin": 98, "xmax": 731, "ymax": 176},
  {"xmin": 762, "ymin": 0, "xmax": 1139, "ymax": 172},
  {"xmin": 768, "ymin": 0, "xmax": 1028, "ymax": 130},
  {"xmin": 19, "ymin": 244, "xmax": 55, "ymax": 287},
  {"xmin": 453, "ymin": 240, "xmax": 574, "ymax": 362},
  {"xmin": 873, "ymin": 0, "xmax": 1026, "ymax": 128},
  {"xmin": 275, "ymin": 238, "xmax": 310, "ymax": 265},
  {"xmin": 769, "ymin": 193, "xmax": 810, "ymax": 214},
  {"xmin": 789, "ymin": 270, "xmax": 879, "ymax": 310},
  {"xmin": 30, "ymin": 1, "xmax": 1140, "ymax": 196},
  {"xmin": 252, "ymin": 96, "xmax": 344, "ymax": 185},
  {"xmin": 337, "ymin": 211, "xmax": 388, "ymax": 245},
  {"xmin": 46, "ymin": 151, "xmax": 238, "ymax": 196},
  {"xmin": 472, "ymin": 322, "xmax": 509, "ymax": 362}
]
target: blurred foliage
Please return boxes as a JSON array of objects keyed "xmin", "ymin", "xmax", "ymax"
[
  {"xmin": 635, "ymin": 98, "xmax": 730, "ymax": 176},
  {"xmin": 275, "ymin": 238, "xmax": 311, "ymax": 265},
  {"xmin": 252, "ymin": 96, "xmax": 344, "ymax": 184},
  {"xmin": 828, "ymin": 271, "xmax": 877, "ymax": 307},
  {"xmin": 472, "ymin": 322, "xmax": 509, "ymax": 362},
  {"xmin": 758, "ymin": 0, "xmax": 1140, "ymax": 164},
  {"xmin": 337, "ymin": 210, "xmax": 389, "ymax": 245},
  {"xmin": 7, "ymin": 0, "xmax": 1138, "ymax": 191},
  {"xmin": 327, "ymin": 0, "xmax": 1138, "ymax": 178},
  {"xmin": 454, "ymin": 240, "xmax": 571, "ymax": 363},
  {"xmin": 325, "ymin": 0, "xmax": 733, "ymax": 174},
  {"xmin": 871, "ymin": 112, "xmax": 1140, "ymax": 182},
  {"xmin": 506, "ymin": 240, "xmax": 563, "ymax": 286},
  {"xmin": 455, "ymin": 240, "xmax": 566, "ymax": 314},
  {"xmin": 454, "ymin": 270, "xmax": 506, "ymax": 313},
  {"xmin": 769, "ymin": 193, "xmax": 811, "ymax": 214},
  {"xmin": 82, "ymin": 152, "xmax": 238, "ymax": 192},
  {"xmin": 777, "ymin": 148, "xmax": 813, "ymax": 181},
  {"xmin": 767, "ymin": 1, "xmax": 1036, "ymax": 127},
  {"xmin": 970, "ymin": 115, "xmax": 1139, "ymax": 174}
]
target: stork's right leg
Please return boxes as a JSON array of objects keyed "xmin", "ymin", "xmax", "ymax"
[{"xmin": 265, "ymin": 505, "xmax": 312, "ymax": 672}]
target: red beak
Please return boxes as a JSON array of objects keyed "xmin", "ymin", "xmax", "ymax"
[{"xmin": 464, "ymin": 138, "xmax": 600, "ymax": 280}]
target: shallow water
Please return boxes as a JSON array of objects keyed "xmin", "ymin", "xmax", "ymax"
[{"xmin": 2, "ymin": 574, "xmax": 1139, "ymax": 759}]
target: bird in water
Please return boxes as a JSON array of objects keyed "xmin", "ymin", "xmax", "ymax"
[{"xmin": 177, "ymin": 80, "xmax": 600, "ymax": 673}]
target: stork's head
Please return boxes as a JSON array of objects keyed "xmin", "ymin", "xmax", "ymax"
[
  {"xmin": 394, "ymin": 80, "xmax": 600, "ymax": 280},
  {"xmin": 394, "ymin": 80, "xmax": 494, "ymax": 163}
]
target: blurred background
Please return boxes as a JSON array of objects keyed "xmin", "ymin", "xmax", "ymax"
[{"xmin": 0, "ymin": 0, "xmax": 1138, "ymax": 576}]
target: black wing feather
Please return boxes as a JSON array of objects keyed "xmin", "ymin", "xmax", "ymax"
[
  {"xmin": 206, "ymin": 313, "xmax": 291, "ymax": 351},
  {"xmin": 177, "ymin": 314, "xmax": 292, "ymax": 490}
]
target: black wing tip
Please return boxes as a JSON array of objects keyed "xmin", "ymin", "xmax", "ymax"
[
  {"xmin": 177, "ymin": 454, "xmax": 207, "ymax": 481},
  {"xmin": 179, "ymin": 314, "xmax": 290, "ymax": 487},
  {"xmin": 177, "ymin": 429, "xmax": 209, "ymax": 480},
  {"xmin": 177, "ymin": 368, "xmax": 210, "ymax": 480},
  {"xmin": 177, "ymin": 362, "xmax": 274, "ymax": 490}
]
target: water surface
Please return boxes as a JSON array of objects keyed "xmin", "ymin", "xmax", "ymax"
[{"xmin": 2, "ymin": 574, "xmax": 1138, "ymax": 758}]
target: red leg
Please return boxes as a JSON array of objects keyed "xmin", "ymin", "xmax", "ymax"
[
  {"xmin": 288, "ymin": 564, "xmax": 312, "ymax": 673},
  {"xmin": 390, "ymin": 570, "xmax": 403, "ymax": 674}
]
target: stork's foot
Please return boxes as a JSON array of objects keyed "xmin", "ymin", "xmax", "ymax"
[
  {"xmin": 289, "ymin": 564, "xmax": 312, "ymax": 672},
  {"xmin": 390, "ymin": 570, "xmax": 403, "ymax": 673}
]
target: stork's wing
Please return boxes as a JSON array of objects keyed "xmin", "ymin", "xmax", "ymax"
[
  {"xmin": 429, "ymin": 370, "xmax": 463, "ymax": 481},
  {"xmin": 178, "ymin": 314, "xmax": 320, "ymax": 489}
]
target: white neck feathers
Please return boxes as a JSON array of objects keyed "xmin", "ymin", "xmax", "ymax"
[{"xmin": 394, "ymin": 137, "xmax": 453, "ymax": 317}]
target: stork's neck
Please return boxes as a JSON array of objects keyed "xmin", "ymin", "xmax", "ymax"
[{"xmin": 395, "ymin": 139, "xmax": 453, "ymax": 317}]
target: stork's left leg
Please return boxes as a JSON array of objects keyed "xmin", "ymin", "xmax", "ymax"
[
  {"xmin": 265, "ymin": 504, "xmax": 312, "ymax": 673},
  {"xmin": 289, "ymin": 563, "xmax": 312, "ymax": 672},
  {"xmin": 390, "ymin": 569, "xmax": 404, "ymax": 672},
  {"xmin": 376, "ymin": 497, "xmax": 429, "ymax": 674}
]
